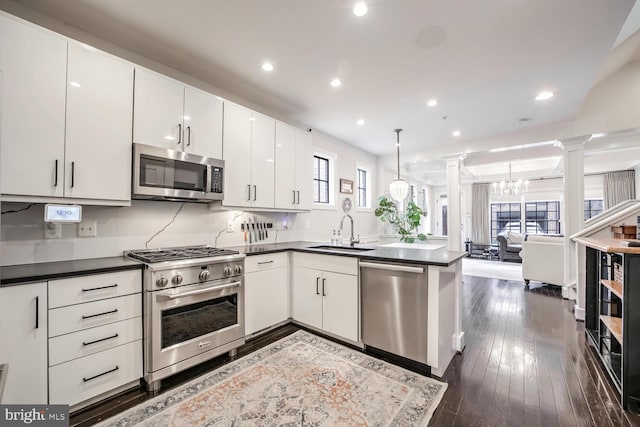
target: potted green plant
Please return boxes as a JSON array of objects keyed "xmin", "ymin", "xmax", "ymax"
[{"xmin": 375, "ymin": 195, "xmax": 428, "ymax": 243}]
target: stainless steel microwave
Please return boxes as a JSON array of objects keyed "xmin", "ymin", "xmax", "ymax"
[{"xmin": 132, "ymin": 143, "xmax": 224, "ymax": 202}]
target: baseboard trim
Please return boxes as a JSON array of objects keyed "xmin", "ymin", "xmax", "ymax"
[{"xmin": 574, "ymin": 304, "xmax": 585, "ymax": 322}]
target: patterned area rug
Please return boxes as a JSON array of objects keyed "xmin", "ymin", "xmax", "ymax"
[{"xmin": 97, "ymin": 331, "xmax": 447, "ymax": 426}]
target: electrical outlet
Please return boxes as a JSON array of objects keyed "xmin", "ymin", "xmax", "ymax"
[
  {"xmin": 77, "ymin": 221, "xmax": 97, "ymax": 237},
  {"xmin": 226, "ymin": 220, "xmax": 234, "ymax": 233},
  {"xmin": 44, "ymin": 223, "xmax": 61, "ymax": 239}
]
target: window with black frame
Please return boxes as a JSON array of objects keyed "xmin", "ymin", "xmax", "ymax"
[
  {"xmin": 313, "ymin": 155, "xmax": 329, "ymax": 204},
  {"xmin": 357, "ymin": 168, "xmax": 367, "ymax": 208},
  {"xmin": 490, "ymin": 202, "xmax": 521, "ymax": 243},
  {"xmin": 525, "ymin": 201, "xmax": 560, "ymax": 235},
  {"xmin": 584, "ymin": 199, "xmax": 604, "ymax": 220}
]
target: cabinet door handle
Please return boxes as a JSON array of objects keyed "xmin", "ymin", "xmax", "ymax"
[
  {"xmin": 82, "ymin": 309, "xmax": 118, "ymax": 320},
  {"xmin": 187, "ymin": 126, "xmax": 191, "ymax": 146},
  {"xmin": 82, "ymin": 284, "xmax": 118, "ymax": 292},
  {"xmin": 83, "ymin": 333, "xmax": 119, "ymax": 346},
  {"xmin": 293, "ymin": 190, "xmax": 296, "ymax": 204},
  {"xmin": 35, "ymin": 296, "xmax": 39, "ymax": 329},
  {"xmin": 83, "ymin": 366, "xmax": 119, "ymax": 382},
  {"xmin": 322, "ymin": 278, "xmax": 326, "ymax": 296},
  {"xmin": 177, "ymin": 123, "xmax": 182, "ymax": 145},
  {"xmin": 257, "ymin": 260, "xmax": 274, "ymax": 265},
  {"xmin": 247, "ymin": 184, "xmax": 251, "ymax": 201},
  {"xmin": 71, "ymin": 161, "xmax": 75, "ymax": 188},
  {"xmin": 54, "ymin": 160, "xmax": 59, "ymax": 187},
  {"xmin": 316, "ymin": 277, "xmax": 320, "ymax": 295},
  {"xmin": 296, "ymin": 190, "xmax": 300, "ymax": 205},
  {"xmin": 253, "ymin": 185, "xmax": 257, "ymax": 201}
]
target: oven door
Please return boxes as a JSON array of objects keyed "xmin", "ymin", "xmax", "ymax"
[{"xmin": 146, "ymin": 277, "xmax": 244, "ymax": 374}]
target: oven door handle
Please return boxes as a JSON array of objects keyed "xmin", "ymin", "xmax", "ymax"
[{"xmin": 159, "ymin": 281, "xmax": 241, "ymax": 300}]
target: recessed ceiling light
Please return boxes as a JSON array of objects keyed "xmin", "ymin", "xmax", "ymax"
[
  {"xmin": 262, "ymin": 62, "xmax": 274, "ymax": 72},
  {"xmin": 427, "ymin": 98, "xmax": 438, "ymax": 107},
  {"xmin": 452, "ymin": 130, "xmax": 461, "ymax": 137},
  {"xmin": 591, "ymin": 132, "xmax": 605, "ymax": 139},
  {"xmin": 353, "ymin": 2, "xmax": 368, "ymax": 16},
  {"xmin": 535, "ymin": 91, "xmax": 554, "ymax": 101},
  {"xmin": 357, "ymin": 119, "xmax": 365, "ymax": 126},
  {"xmin": 249, "ymin": 117, "xmax": 256, "ymax": 122},
  {"xmin": 330, "ymin": 78, "xmax": 342, "ymax": 88},
  {"xmin": 69, "ymin": 81, "xmax": 81, "ymax": 88},
  {"xmin": 164, "ymin": 135, "xmax": 175, "ymax": 140}
]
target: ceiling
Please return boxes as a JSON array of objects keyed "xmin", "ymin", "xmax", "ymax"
[{"xmin": 7, "ymin": 0, "xmax": 636, "ymax": 159}]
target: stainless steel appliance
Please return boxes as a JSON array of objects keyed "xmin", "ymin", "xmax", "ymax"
[
  {"xmin": 126, "ymin": 245, "xmax": 245, "ymax": 391},
  {"xmin": 360, "ymin": 261, "xmax": 428, "ymax": 364},
  {"xmin": 132, "ymin": 143, "xmax": 224, "ymax": 202}
]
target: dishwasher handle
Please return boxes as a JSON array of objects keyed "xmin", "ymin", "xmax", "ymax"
[{"xmin": 359, "ymin": 261, "xmax": 424, "ymax": 274}]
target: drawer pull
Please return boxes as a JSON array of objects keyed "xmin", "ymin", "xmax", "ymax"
[
  {"xmin": 82, "ymin": 284, "xmax": 118, "ymax": 292},
  {"xmin": 257, "ymin": 260, "xmax": 274, "ymax": 265},
  {"xmin": 83, "ymin": 366, "xmax": 119, "ymax": 382},
  {"xmin": 82, "ymin": 309, "xmax": 118, "ymax": 320},
  {"xmin": 83, "ymin": 333, "xmax": 119, "ymax": 346}
]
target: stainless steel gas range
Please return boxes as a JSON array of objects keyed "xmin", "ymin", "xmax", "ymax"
[{"xmin": 126, "ymin": 245, "xmax": 245, "ymax": 392}]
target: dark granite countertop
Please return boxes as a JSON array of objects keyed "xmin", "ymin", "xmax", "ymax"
[
  {"xmin": 1, "ymin": 257, "xmax": 143, "ymax": 286},
  {"xmin": 226, "ymin": 241, "xmax": 466, "ymax": 267}
]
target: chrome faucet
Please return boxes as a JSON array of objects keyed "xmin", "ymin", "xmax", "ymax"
[{"xmin": 340, "ymin": 214, "xmax": 360, "ymax": 247}]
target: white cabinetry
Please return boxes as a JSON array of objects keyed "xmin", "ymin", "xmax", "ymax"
[
  {"xmin": 274, "ymin": 122, "xmax": 313, "ymax": 210},
  {"xmin": 0, "ymin": 14, "xmax": 134, "ymax": 204},
  {"xmin": 244, "ymin": 253, "xmax": 289, "ymax": 335},
  {"xmin": 0, "ymin": 283, "xmax": 48, "ymax": 404},
  {"xmin": 133, "ymin": 68, "xmax": 223, "ymax": 158},
  {"xmin": 65, "ymin": 42, "xmax": 133, "ymax": 202},
  {"xmin": 292, "ymin": 254, "xmax": 358, "ymax": 342},
  {"xmin": 0, "ymin": 14, "xmax": 67, "ymax": 198},
  {"xmin": 47, "ymin": 270, "xmax": 143, "ymax": 408},
  {"xmin": 222, "ymin": 102, "xmax": 275, "ymax": 208}
]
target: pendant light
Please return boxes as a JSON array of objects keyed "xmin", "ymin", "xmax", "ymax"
[{"xmin": 389, "ymin": 129, "xmax": 409, "ymax": 201}]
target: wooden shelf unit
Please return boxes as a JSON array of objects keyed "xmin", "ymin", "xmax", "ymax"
[{"xmin": 580, "ymin": 239, "xmax": 640, "ymax": 410}]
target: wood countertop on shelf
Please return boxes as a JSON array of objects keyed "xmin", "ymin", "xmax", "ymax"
[{"xmin": 572, "ymin": 237, "xmax": 640, "ymax": 254}]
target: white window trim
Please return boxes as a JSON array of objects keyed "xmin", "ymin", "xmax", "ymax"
[
  {"xmin": 355, "ymin": 163, "xmax": 372, "ymax": 212},
  {"xmin": 313, "ymin": 150, "xmax": 337, "ymax": 210}
]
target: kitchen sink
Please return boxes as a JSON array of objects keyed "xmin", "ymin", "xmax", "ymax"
[{"xmin": 309, "ymin": 245, "xmax": 376, "ymax": 252}]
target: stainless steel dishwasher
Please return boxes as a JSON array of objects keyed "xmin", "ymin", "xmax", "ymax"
[{"xmin": 360, "ymin": 261, "xmax": 428, "ymax": 364}]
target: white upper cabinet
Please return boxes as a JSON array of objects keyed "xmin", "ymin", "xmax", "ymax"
[
  {"xmin": 133, "ymin": 68, "xmax": 223, "ymax": 158},
  {"xmin": 0, "ymin": 14, "xmax": 67, "ymax": 198},
  {"xmin": 222, "ymin": 102, "xmax": 275, "ymax": 208},
  {"xmin": 274, "ymin": 122, "xmax": 313, "ymax": 210},
  {"xmin": 65, "ymin": 42, "xmax": 134, "ymax": 201}
]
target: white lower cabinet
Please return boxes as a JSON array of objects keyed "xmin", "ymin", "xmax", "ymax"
[
  {"xmin": 245, "ymin": 253, "xmax": 289, "ymax": 335},
  {"xmin": 47, "ymin": 270, "xmax": 143, "ymax": 408},
  {"xmin": 292, "ymin": 254, "xmax": 359, "ymax": 342},
  {"xmin": 0, "ymin": 283, "xmax": 48, "ymax": 404},
  {"xmin": 49, "ymin": 340, "xmax": 142, "ymax": 406}
]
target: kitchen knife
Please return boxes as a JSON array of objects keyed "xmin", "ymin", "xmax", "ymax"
[
  {"xmin": 247, "ymin": 221, "xmax": 252, "ymax": 244},
  {"xmin": 251, "ymin": 217, "xmax": 257, "ymax": 242},
  {"xmin": 264, "ymin": 222, "xmax": 268, "ymax": 239},
  {"xmin": 243, "ymin": 221, "xmax": 247, "ymax": 243}
]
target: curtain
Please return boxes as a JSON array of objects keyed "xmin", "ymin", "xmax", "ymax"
[
  {"xmin": 471, "ymin": 183, "xmax": 490, "ymax": 244},
  {"xmin": 603, "ymin": 170, "xmax": 636, "ymax": 209}
]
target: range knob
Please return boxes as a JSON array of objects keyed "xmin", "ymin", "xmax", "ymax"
[
  {"xmin": 172, "ymin": 274, "xmax": 183, "ymax": 285},
  {"xmin": 223, "ymin": 266, "xmax": 232, "ymax": 277},
  {"xmin": 234, "ymin": 265, "xmax": 243, "ymax": 275},
  {"xmin": 156, "ymin": 277, "xmax": 169, "ymax": 288},
  {"xmin": 199, "ymin": 270, "xmax": 210, "ymax": 281}
]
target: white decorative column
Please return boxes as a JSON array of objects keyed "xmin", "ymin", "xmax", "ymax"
[
  {"xmin": 560, "ymin": 136, "xmax": 588, "ymax": 320},
  {"xmin": 444, "ymin": 155, "xmax": 463, "ymax": 251},
  {"xmin": 443, "ymin": 155, "xmax": 465, "ymax": 354}
]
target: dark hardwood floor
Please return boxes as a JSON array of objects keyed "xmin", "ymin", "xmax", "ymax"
[{"xmin": 71, "ymin": 275, "xmax": 640, "ymax": 426}]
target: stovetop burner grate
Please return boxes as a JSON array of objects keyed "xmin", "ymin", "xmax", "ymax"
[{"xmin": 127, "ymin": 245, "xmax": 240, "ymax": 263}]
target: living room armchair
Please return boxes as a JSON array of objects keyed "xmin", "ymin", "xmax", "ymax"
[
  {"xmin": 520, "ymin": 234, "xmax": 565, "ymax": 288},
  {"xmin": 496, "ymin": 232, "xmax": 523, "ymax": 262}
]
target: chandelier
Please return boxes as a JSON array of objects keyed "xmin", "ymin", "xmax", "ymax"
[
  {"xmin": 493, "ymin": 162, "xmax": 529, "ymax": 197},
  {"xmin": 389, "ymin": 129, "xmax": 409, "ymax": 201}
]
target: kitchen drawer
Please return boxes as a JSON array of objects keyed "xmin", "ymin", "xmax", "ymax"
[
  {"xmin": 293, "ymin": 252, "xmax": 358, "ymax": 275},
  {"xmin": 49, "ymin": 317, "xmax": 142, "ymax": 366},
  {"xmin": 49, "ymin": 340, "xmax": 142, "ymax": 406},
  {"xmin": 49, "ymin": 293, "xmax": 142, "ymax": 338},
  {"xmin": 49, "ymin": 270, "xmax": 142, "ymax": 309},
  {"xmin": 245, "ymin": 252, "xmax": 288, "ymax": 273}
]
